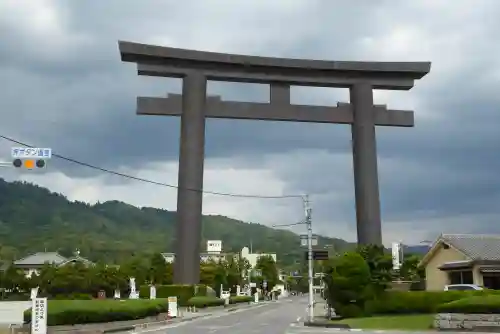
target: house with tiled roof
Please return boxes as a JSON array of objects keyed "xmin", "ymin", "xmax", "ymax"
[
  {"xmin": 13, "ymin": 251, "xmax": 94, "ymax": 278},
  {"xmin": 419, "ymin": 234, "xmax": 500, "ymax": 291}
]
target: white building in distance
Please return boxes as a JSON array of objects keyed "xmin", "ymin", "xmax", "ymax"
[
  {"xmin": 161, "ymin": 244, "xmax": 277, "ymax": 268},
  {"xmin": 161, "ymin": 252, "xmax": 237, "ymax": 264},
  {"xmin": 240, "ymin": 246, "xmax": 276, "ymax": 268}
]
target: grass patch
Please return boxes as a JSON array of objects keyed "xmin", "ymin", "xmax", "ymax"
[{"xmin": 334, "ymin": 314, "xmax": 435, "ymax": 330}]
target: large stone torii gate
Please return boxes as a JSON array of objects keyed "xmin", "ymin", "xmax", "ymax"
[{"xmin": 118, "ymin": 41, "xmax": 431, "ymax": 284}]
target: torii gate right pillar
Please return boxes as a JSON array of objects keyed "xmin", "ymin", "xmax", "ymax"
[{"xmin": 350, "ymin": 83, "xmax": 382, "ymax": 245}]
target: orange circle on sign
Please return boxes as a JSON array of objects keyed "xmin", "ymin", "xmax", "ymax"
[{"xmin": 24, "ymin": 159, "xmax": 35, "ymax": 169}]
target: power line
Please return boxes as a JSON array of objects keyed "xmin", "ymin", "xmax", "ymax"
[
  {"xmin": 272, "ymin": 221, "xmax": 306, "ymax": 228},
  {"xmin": 0, "ymin": 134, "xmax": 303, "ymax": 199}
]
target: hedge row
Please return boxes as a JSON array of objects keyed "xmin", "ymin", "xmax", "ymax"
[
  {"xmin": 24, "ymin": 284, "xmax": 213, "ymax": 325},
  {"xmin": 138, "ymin": 284, "xmax": 207, "ymax": 305},
  {"xmin": 365, "ymin": 290, "xmax": 500, "ymax": 315},
  {"xmin": 187, "ymin": 295, "xmax": 253, "ymax": 308},
  {"xmin": 24, "ymin": 299, "xmax": 169, "ymax": 326},
  {"xmin": 437, "ymin": 295, "xmax": 500, "ymax": 314},
  {"xmin": 24, "ymin": 295, "xmax": 254, "ymax": 325}
]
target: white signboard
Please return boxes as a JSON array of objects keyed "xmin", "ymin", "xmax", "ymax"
[
  {"xmin": 207, "ymin": 240, "xmax": 222, "ymax": 253},
  {"xmin": 150, "ymin": 286, "xmax": 156, "ymax": 300},
  {"xmin": 31, "ymin": 298, "xmax": 47, "ymax": 334},
  {"xmin": 167, "ymin": 296, "xmax": 178, "ymax": 318},
  {"xmin": 392, "ymin": 242, "xmax": 402, "ymax": 270},
  {"xmin": 12, "ymin": 147, "xmax": 52, "ymax": 159},
  {"xmin": 300, "ymin": 234, "xmax": 318, "ymax": 247},
  {"xmin": 30, "ymin": 287, "xmax": 39, "ymax": 300}
]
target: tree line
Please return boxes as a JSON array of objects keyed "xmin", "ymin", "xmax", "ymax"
[{"xmin": 0, "ymin": 252, "xmax": 280, "ymax": 299}]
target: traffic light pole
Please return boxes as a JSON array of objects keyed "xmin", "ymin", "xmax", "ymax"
[{"xmin": 304, "ymin": 195, "xmax": 314, "ymax": 323}]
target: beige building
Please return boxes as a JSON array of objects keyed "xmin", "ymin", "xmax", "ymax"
[{"xmin": 419, "ymin": 234, "xmax": 500, "ymax": 291}]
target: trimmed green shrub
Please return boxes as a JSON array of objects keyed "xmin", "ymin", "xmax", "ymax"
[
  {"xmin": 187, "ymin": 296, "xmax": 224, "ymax": 308},
  {"xmin": 187, "ymin": 295, "xmax": 253, "ymax": 308},
  {"xmin": 437, "ymin": 295, "xmax": 500, "ymax": 314},
  {"xmin": 336, "ymin": 304, "xmax": 364, "ymax": 318},
  {"xmin": 365, "ymin": 290, "xmax": 500, "ymax": 315},
  {"xmin": 229, "ymin": 296, "xmax": 252, "ymax": 304},
  {"xmin": 139, "ymin": 285, "xmax": 201, "ymax": 305},
  {"xmin": 324, "ymin": 252, "xmax": 372, "ymax": 318},
  {"xmin": 24, "ymin": 299, "xmax": 168, "ymax": 326},
  {"xmin": 53, "ymin": 293, "xmax": 93, "ymax": 300},
  {"xmin": 195, "ymin": 284, "xmax": 207, "ymax": 296}
]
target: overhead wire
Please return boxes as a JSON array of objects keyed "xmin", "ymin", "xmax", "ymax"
[{"xmin": 0, "ymin": 134, "xmax": 305, "ymax": 199}]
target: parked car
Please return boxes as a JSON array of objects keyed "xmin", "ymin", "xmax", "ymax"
[{"xmin": 444, "ymin": 284, "xmax": 483, "ymax": 291}]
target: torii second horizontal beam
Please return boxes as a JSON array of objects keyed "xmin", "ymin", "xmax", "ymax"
[{"xmin": 136, "ymin": 95, "xmax": 414, "ymax": 127}]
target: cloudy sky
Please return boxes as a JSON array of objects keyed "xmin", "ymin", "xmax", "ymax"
[{"xmin": 0, "ymin": 0, "xmax": 499, "ymax": 246}]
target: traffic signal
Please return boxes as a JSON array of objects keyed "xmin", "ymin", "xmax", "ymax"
[
  {"xmin": 12, "ymin": 158, "xmax": 46, "ymax": 169},
  {"xmin": 304, "ymin": 250, "xmax": 329, "ymax": 261}
]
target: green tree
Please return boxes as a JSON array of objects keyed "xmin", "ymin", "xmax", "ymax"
[
  {"xmin": 149, "ymin": 253, "xmax": 169, "ymax": 285},
  {"xmin": 256, "ymin": 255, "xmax": 278, "ymax": 291},
  {"xmin": 201, "ymin": 260, "xmax": 227, "ymax": 297},
  {"xmin": 2, "ymin": 265, "xmax": 26, "ymax": 292},
  {"xmin": 400, "ymin": 254, "xmax": 425, "ymax": 281},
  {"xmin": 47, "ymin": 262, "xmax": 92, "ymax": 296},
  {"xmin": 90, "ymin": 263, "xmax": 128, "ymax": 297},
  {"xmin": 119, "ymin": 255, "xmax": 150, "ymax": 286},
  {"xmin": 224, "ymin": 257, "xmax": 242, "ymax": 291},
  {"xmin": 30, "ymin": 263, "xmax": 57, "ymax": 296},
  {"xmin": 323, "ymin": 252, "xmax": 371, "ymax": 317},
  {"xmin": 356, "ymin": 244, "xmax": 392, "ymax": 294}
]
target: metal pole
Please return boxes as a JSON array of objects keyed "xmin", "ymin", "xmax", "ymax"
[{"xmin": 305, "ymin": 195, "xmax": 314, "ymax": 322}]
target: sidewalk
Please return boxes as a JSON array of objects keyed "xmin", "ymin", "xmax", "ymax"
[{"xmin": 47, "ymin": 312, "xmax": 205, "ymax": 333}]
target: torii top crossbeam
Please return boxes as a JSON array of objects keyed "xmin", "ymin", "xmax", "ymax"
[{"xmin": 119, "ymin": 41, "xmax": 431, "ymax": 90}]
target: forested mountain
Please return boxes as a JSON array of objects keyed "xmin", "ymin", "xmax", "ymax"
[{"xmin": 0, "ymin": 178, "xmax": 352, "ymax": 266}]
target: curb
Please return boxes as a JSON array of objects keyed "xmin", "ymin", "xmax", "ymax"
[
  {"xmin": 303, "ymin": 321, "xmax": 351, "ymax": 329},
  {"xmin": 102, "ymin": 314, "xmax": 210, "ymax": 333},
  {"xmin": 103, "ymin": 327, "xmax": 136, "ymax": 333}
]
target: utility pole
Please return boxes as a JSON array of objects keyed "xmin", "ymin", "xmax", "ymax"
[
  {"xmin": 271, "ymin": 195, "xmax": 315, "ymax": 322},
  {"xmin": 304, "ymin": 195, "xmax": 314, "ymax": 323}
]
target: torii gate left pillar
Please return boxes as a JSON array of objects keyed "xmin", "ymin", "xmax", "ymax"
[{"xmin": 119, "ymin": 41, "xmax": 431, "ymax": 284}]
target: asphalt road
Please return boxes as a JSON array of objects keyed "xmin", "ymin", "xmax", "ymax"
[
  {"xmin": 132, "ymin": 297, "xmax": 462, "ymax": 334},
  {"xmin": 139, "ymin": 295, "xmax": 318, "ymax": 334}
]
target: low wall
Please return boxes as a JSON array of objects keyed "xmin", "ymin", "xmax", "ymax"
[
  {"xmin": 0, "ymin": 301, "xmax": 31, "ymax": 325},
  {"xmin": 435, "ymin": 313, "xmax": 500, "ymax": 331}
]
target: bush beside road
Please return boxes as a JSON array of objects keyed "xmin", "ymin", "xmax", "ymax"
[
  {"xmin": 187, "ymin": 295, "xmax": 253, "ymax": 308},
  {"xmin": 22, "ymin": 295, "xmax": 256, "ymax": 326},
  {"xmin": 365, "ymin": 290, "xmax": 500, "ymax": 315},
  {"xmin": 437, "ymin": 294, "xmax": 500, "ymax": 314},
  {"xmin": 327, "ymin": 291, "xmax": 500, "ymax": 330}
]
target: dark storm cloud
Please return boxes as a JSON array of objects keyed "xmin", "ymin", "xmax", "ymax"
[
  {"xmin": 0, "ymin": 0, "xmax": 386, "ymax": 174},
  {"xmin": 1, "ymin": 0, "xmax": 500, "ymax": 242}
]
